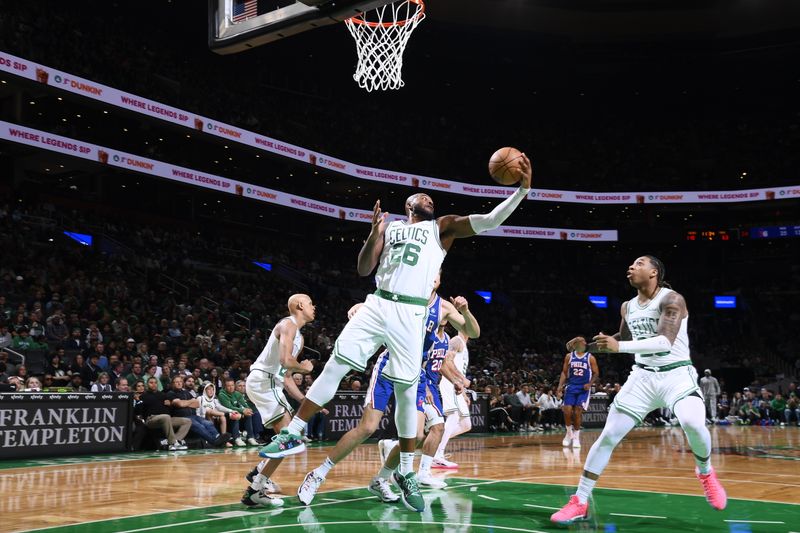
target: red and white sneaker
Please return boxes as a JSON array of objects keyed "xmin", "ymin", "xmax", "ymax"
[
  {"xmin": 550, "ymin": 495, "xmax": 589, "ymax": 524},
  {"xmin": 431, "ymin": 457, "xmax": 459, "ymax": 469},
  {"xmin": 696, "ymin": 467, "xmax": 727, "ymax": 510}
]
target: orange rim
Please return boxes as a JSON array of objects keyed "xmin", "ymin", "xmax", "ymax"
[{"xmin": 347, "ymin": 0, "xmax": 425, "ymax": 28}]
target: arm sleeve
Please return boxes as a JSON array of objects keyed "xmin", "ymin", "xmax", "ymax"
[
  {"xmin": 468, "ymin": 186, "xmax": 530, "ymax": 234},
  {"xmin": 617, "ymin": 335, "xmax": 672, "ymax": 354}
]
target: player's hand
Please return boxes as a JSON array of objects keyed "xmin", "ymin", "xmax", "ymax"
[
  {"xmin": 321, "ymin": 408, "xmax": 330, "ymax": 416},
  {"xmin": 583, "ymin": 383, "xmax": 591, "ymax": 391},
  {"xmin": 516, "ymin": 153, "xmax": 532, "ymax": 189},
  {"xmin": 449, "ymin": 296, "xmax": 469, "ymax": 313},
  {"xmin": 370, "ymin": 200, "xmax": 388, "ymax": 235},
  {"xmin": 299, "ymin": 360, "xmax": 314, "ymax": 373},
  {"xmin": 556, "ymin": 389, "xmax": 562, "ymax": 399},
  {"xmin": 454, "ymin": 381, "xmax": 463, "ymax": 395},
  {"xmin": 592, "ymin": 332, "xmax": 619, "ymax": 353}
]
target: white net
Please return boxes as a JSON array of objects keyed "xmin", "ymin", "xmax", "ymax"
[{"xmin": 344, "ymin": 0, "xmax": 425, "ymax": 92}]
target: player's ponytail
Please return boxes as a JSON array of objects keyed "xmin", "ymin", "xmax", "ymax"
[{"xmin": 644, "ymin": 255, "xmax": 671, "ymax": 288}]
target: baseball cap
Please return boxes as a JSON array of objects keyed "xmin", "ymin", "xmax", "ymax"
[{"xmin": 126, "ymin": 338, "xmax": 135, "ymax": 343}]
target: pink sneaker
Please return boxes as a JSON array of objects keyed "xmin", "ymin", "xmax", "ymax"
[
  {"xmin": 550, "ymin": 495, "xmax": 588, "ymax": 524},
  {"xmin": 696, "ymin": 467, "xmax": 727, "ymax": 510}
]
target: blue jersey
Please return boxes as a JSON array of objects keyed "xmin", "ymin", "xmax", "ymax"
[
  {"xmin": 424, "ymin": 331, "xmax": 450, "ymax": 386},
  {"xmin": 423, "ymin": 295, "xmax": 443, "ymax": 354},
  {"xmin": 566, "ymin": 351, "xmax": 592, "ymax": 392}
]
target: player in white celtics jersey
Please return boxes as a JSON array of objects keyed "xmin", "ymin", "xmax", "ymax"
[
  {"xmin": 432, "ymin": 332, "xmax": 473, "ymax": 469},
  {"xmin": 240, "ymin": 294, "xmax": 316, "ymax": 508},
  {"xmin": 262, "ymin": 154, "xmax": 532, "ymax": 512},
  {"xmin": 552, "ymin": 256, "xmax": 727, "ymax": 525}
]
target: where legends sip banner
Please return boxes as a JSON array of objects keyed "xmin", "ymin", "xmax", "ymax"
[{"xmin": 0, "ymin": 393, "xmax": 132, "ymax": 459}]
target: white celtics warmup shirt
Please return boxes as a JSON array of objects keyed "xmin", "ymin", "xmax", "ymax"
[
  {"xmin": 376, "ymin": 219, "xmax": 446, "ymax": 299},
  {"xmin": 625, "ymin": 287, "xmax": 691, "ymax": 367},
  {"xmin": 252, "ymin": 316, "xmax": 303, "ymax": 378}
]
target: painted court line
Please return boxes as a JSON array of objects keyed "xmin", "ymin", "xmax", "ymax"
[
  {"xmin": 208, "ymin": 511, "xmax": 253, "ymax": 519},
  {"xmin": 609, "ymin": 512, "xmax": 667, "ymax": 519},
  {"xmin": 524, "ymin": 504, "xmax": 560, "ymax": 511},
  {"xmin": 218, "ymin": 520, "xmax": 548, "ymax": 533},
  {"xmin": 724, "ymin": 520, "xmax": 785, "ymax": 524},
  {"xmin": 478, "ymin": 495, "xmax": 498, "ymax": 501},
  {"xmin": 113, "ymin": 477, "xmax": 540, "ymax": 533}
]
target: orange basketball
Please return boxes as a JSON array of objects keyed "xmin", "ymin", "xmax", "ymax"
[{"xmin": 488, "ymin": 147, "xmax": 523, "ymax": 185}]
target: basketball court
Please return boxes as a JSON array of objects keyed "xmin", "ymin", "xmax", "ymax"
[{"xmin": 3, "ymin": 427, "xmax": 798, "ymax": 532}]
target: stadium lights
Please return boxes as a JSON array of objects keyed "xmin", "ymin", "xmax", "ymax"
[
  {"xmin": 714, "ymin": 296, "xmax": 737, "ymax": 309},
  {"xmin": 63, "ymin": 231, "xmax": 93, "ymax": 246},
  {"xmin": 589, "ymin": 296, "xmax": 608, "ymax": 309},
  {"xmin": 474, "ymin": 291, "xmax": 492, "ymax": 304}
]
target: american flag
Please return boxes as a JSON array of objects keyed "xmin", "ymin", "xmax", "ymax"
[{"xmin": 232, "ymin": 0, "xmax": 258, "ymax": 22}]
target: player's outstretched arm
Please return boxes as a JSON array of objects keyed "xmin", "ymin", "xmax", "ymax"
[
  {"xmin": 594, "ymin": 293, "xmax": 687, "ymax": 353},
  {"xmin": 442, "ymin": 297, "xmax": 480, "ymax": 338},
  {"xmin": 437, "ymin": 154, "xmax": 532, "ymax": 250},
  {"xmin": 357, "ymin": 200, "xmax": 387, "ymax": 276}
]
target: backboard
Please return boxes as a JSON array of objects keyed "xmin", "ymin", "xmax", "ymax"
[{"xmin": 208, "ymin": 0, "xmax": 393, "ymax": 55}]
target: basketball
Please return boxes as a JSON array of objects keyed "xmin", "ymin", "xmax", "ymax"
[{"xmin": 488, "ymin": 147, "xmax": 524, "ymax": 185}]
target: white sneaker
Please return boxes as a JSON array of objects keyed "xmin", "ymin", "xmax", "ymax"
[
  {"xmin": 562, "ymin": 435, "xmax": 572, "ymax": 447},
  {"xmin": 263, "ymin": 478, "xmax": 282, "ymax": 494},
  {"xmin": 431, "ymin": 457, "xmax": 458, "ymax": 469},
  {"xmin": 367, "ymin": 476, "xmax": 400, "ymax": 502},
  {"xmin": 297, "ymin": 471, "xmax": 325, "ymax": 506},
  {"xmin": 572, "ymin": 438, "xmax": 581, "ymax": 449},
  {"xmin": 177, "ymin": 440, "xmax": 188, "ymax": 450},
  {"xmin": 159, "ymin": 438, "xmax": 169, "ymax": 449},
  {"xmin": 378, "ymin": 439, "xmax": 398, "ymax": 465},
  {"xmin": 247, "ymin": 437, "xmax": 259, "ymax": 446},
  {"xmin": 168, "ymin": 442, "xmax": 180, "ymax": 451},
  {"xmin": 417, "ymin": 472, "xmax": 447, "ymax": 489},
  {"xmin": 242, "ymin": 487, "xmax": 284, "ymax": 507},
  {"xmin": 234, "ymin": 437, "xmax": 247, "ymax": 447}
]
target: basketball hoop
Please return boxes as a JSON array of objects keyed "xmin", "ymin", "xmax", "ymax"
[{"xmin": 344, "ymin": 0, "xmax": 425, "ymax": 92}]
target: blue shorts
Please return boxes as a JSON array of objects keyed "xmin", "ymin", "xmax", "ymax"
[
  {"xmin": 366, "ymin": 351, "xmax": 394, "ymax": 412},
  {"xmin": 563, "ymin": 387, "xmax": 590, "ymax": 409},
  {"xmin": 366, "ymin": 352, "xmax": 426, "ymax": 413}
]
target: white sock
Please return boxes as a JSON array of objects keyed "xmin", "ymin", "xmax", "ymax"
[
  {"xmin": 399, "ymin": 452, "xmax": 414, "ymax": 475},
  {"xmin": 378, "ymin": 465, "xmax": 394, "ymax": 480},
  {"xmin": 418, "ymin": 454, "xmax": 433, "ymax": 476},
  {"xmin": 576, "ymin": 476, "xmax": 596, "ymax": 504},
  {"xmin": 315, "ymin": 457, "xmax": 335, "ymax": 479},
  {"xmin": 566, "ymin": 425, "xmax": 573, "ymax": 437},
  {"xmin": 573, "ymin": 430, "xmax": 580, "ymax": 440},
  {"xmin": 287, "ymin": 416, "xmax": 306, "ymax": 436}
]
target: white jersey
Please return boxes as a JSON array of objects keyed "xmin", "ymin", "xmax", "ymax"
[
  {"xmin": 251, "ymin": 316, "xmax": 303, "ymax": 379},
  {"xmin": 375, "ymin": 219, "xmax": 446, "ymax": 299},
  {"xmin": 453, "ymin": 342, "xmax": 469, "ymax": 377},
  {"xmin": 625, "ymin": 287, "xmax": 690, "ymax": 366}
]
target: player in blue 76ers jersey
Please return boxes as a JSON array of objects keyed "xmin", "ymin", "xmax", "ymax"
[{"xmin": 557, "ymin": 336, "xmax": 599, "ymax": 449}]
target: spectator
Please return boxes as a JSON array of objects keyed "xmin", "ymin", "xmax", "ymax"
[
  {"xmin": 140, "ymin": 376, "xmax": 191, "ymax": 451},
  {"xmin": 515, "ymin": 384, "xmax": 537, "ymax": 431},
  {"xmin": 45, "ymin": 354, "xmax": 71, "ymax": 387},
  {"xmin": 784, "ymin": 393, "xmax": 800, "ymax": 426},
  {"xmin": 771, "ymin": 393, "xmax": 786, "ymax": 424},
  {"xmin": 116, "ymin": 377, "xmax": 130, "ymax": 392},
  {"xmin": 90, "ymin": 372, "xmax": 113, "ymax": 392},
  {"xmin": 503, "ymin": 384, "xmax": 524, "ymax": 429},
  {"xmin": 235, "ymin": 379, "xmax": 265, "ymax": 441},
  {"xmin": 197, "ymin": 381, "xmax": 236, "ymax": 447},
  {"xmin": 757, "ymin": 388, "xmax": 774, "ymax": 423},
  {"xmin": 70, "ymin": 374, "xmax": 88, "ymax": 392},
  {"xmin": 45, "ymin": 315, "xmax": 69, "ymax": 343},
  {"xmin": 126, "ymin": 362, "xmax": 145, "ymax": 385},
  {"xmin": 700, "ymin": 369, "xmax": 721, "ymax": 422},
  {"xmin": 81, "ymin": 353, "xmax": 102, "ymax": 388},
  {"xmin": 488, "ymin": 385, "xmax": 516, "ymax": 432},
  {"xmin": 538, "ymin": 386, "xmax": 562, "ymax": 430},
  {"xmin": 218, "ymin": 378, "xmax": 257, "ymax": 446},
  {"xmin": 350, "ymin": 379, "xmax": 362, "ymax": 392},
  {"xmin": 738, "ymin": 400, "xmax": 760, "ymax": 425},
  {"xmin": 166, "ymin": 375, "xmax": 230, "ymax": 448},
  {"xmin": 24, "ymin": 376, "xmax": 42, "ymax": 391},
  {"xmin": 717, "ymin": 392, "xmax": 730, "ymax": 419},
  {"xmin": 0, "ymin": 325, "xmax": 12, "ymax": 348},
  {"xmin": 62, "ymin": 328, "xmax": 85, "ymax": 351},
  {"xmin": 122, "ymin": 338, "xmax": 137, "ymax": 361}
]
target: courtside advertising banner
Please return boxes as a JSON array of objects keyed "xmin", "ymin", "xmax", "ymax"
[
  {"xmin": 1, "ymin": 51, "xmax": 797, "ymax": 205},
  {"xmin": 0, "ymin": 121, "xmax": 618, "ymax": 241},
  {"xmin": 0, "ymin": 393, "xmax": 132, "ymax": 459}
]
